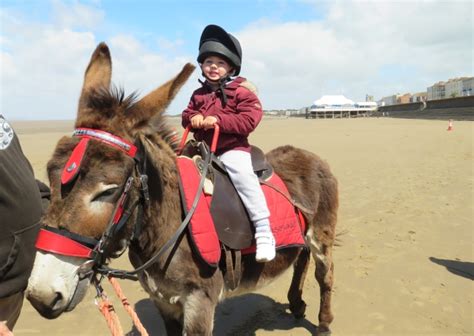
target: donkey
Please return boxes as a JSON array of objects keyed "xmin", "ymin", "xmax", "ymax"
[{"xmin": 26, "ymin": 43, "xmax": 338, "ymax": 335}]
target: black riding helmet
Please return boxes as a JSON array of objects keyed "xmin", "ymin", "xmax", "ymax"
[{"xmin": 197, "ymin": 24, "xmax": 242, "ymax": 76}]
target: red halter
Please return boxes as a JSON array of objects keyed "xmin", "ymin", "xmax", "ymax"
[
  {"xmin": 36, "ymin": 228, "xmax": 94, "ymax": 259},
  {"xmin": 37, "ymin": 128, "xmax": 139, "ymax": 259}
]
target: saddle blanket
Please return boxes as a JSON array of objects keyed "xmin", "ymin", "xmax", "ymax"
[{"xmin": 177, "ymin": 156, "xmax": 306, "ymax": 267}]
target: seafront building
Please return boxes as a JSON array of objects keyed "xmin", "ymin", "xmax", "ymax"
[
  {"xmin": 410, "ymin": 92, "xmax": 428, "ymax": 103},
  {"xmin": 425, "ymin": 77, "xmax": 473, "ymax": 101},
  {"xmin": 427, "ymin": 81, "xmax": 446, "ymax": 100},
  {"xmin": 378, "ymin": 76, "xmax": 473, "ymax": 106},
  {"xmin": 444, "ymin": 77, "xmax": 473, "ymax": 98},
  {"xmin": 306, "ymin": 95, "xmax": 377, "ymax": 118},
  {"xmin": 264, "ymin": 76, "xmax": 473, "ymax": 116}
]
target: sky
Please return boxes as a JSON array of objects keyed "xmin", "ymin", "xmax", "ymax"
[{"xmin": 0, "ymin": 0, "xmax": 472, "ymax": 120}]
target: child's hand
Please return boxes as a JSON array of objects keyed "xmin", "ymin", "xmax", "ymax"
[
  {"xmin": 190, "ymin": 114, "xmax": 204, "ymax": 129},
  {"xmin": 202, "ymin": 116, "xmax": 218, "ymax": 130}
]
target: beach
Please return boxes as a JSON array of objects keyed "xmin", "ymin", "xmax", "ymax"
[{"xmin": 11, "ymin": 117, "xmax": 473, "ymax": 336}]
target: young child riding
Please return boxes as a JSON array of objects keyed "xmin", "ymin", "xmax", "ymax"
[{"xmin": 182, "ymin": 24, "xmax": 276, "ymax": 262}]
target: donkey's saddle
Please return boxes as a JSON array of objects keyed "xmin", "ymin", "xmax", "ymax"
[{"xmin": 177, "ymin": 140, "xmax": 306, "ymax": 268}]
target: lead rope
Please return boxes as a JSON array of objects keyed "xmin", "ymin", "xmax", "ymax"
[
  {"xmin": 96, "ymin": 291, "xmax": 124, "ymax": 336},
  {"xmin": 108, "ymin": 277, "xmax": 149, "ymax": 335},
  {"xmin": 95, "ymin": 277, "xmax": 149, "ymax": 336}
]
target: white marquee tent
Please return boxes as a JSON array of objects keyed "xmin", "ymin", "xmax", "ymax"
[{"xmin": 312, "ymin": 95, "xmax": 355, "ymax": 107}]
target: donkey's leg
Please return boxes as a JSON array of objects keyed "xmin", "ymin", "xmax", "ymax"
[
  {"xmin": 307, "ymin": 227, "xmax": 334, "ymax": 334},
  {"xmin": 151, "ymin": 298, "xmax": 183, "ymax": 335},
  {"xmin": 314, "ymin": 245, "xmax": 334, "ymax": 334},
  {"xmin": 163, "ymin": 317, "xmax": 183, "ymax": 336},
  {"xmin": 182, "ymin": 290, "xmax": 217, "ymax": 336},
  {"xmin": 287, "ymin": 248, "xmax": 310, "ymax": 318}
]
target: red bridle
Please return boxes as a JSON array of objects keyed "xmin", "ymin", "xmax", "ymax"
[
  {"xmin": 36, "ymin": 128, "xmax": 139, "ymax": 260},
  {"xmin": 61, "ymin": 128, "xmax": 138, "ymax": 185},
  {"xmin": 36, "ymin": 227, "xmax": 95, "ymax": 259}
]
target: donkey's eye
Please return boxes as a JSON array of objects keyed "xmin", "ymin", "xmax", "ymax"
[{"xmin": 91, "ymin": 186, "xmax": 119, "ymax": 203}]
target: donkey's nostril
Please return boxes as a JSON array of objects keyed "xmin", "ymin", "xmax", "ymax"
[
  {"xmin": 27, "ymin": 292, "xmax": 65, "ymax": 319},
  {"xmin": 51, "ymin": 292, "xmax": 64, "ymax": 310}
]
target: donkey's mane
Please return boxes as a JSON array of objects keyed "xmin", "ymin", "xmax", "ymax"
[
  {"xmin": 85, "ymin": 86, "xmax": 179, "ymax": 151},
  {"xmin": 88, "ymin": 86, "xmax": 138, "ymax": 116}
]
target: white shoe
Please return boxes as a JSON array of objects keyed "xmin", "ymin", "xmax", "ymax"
[{"xmin": 255, "ymin": 232, "xmax": 276, "ymax": 262}]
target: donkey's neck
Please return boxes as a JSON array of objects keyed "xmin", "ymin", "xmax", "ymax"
[{"xmin": 134, "ymin": 135, "xmax": 183, "ymax": 260}]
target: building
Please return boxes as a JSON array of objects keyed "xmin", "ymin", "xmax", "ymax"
[
  {"xmin": 308, "ymin": 95, "xmax": 376, "ymax": 118},
  {"xmin": 410, "ymin": 92, "xmax": 427, "ymax": 102},
  {"xmin": 356, "ymin": 101, "xmax": 378, "ymax": 109},
  {"xmin": 427, "ymin": 81, "xmax": 446, "ymax": 100},
  {"xmin": 396, "ymin": 93, "xmax": 412, "ymax": 104},
  {"xmin": 445, "ymin": 77, "xmax": 474, "ymax": 98},
  {"xmin": 377, "ymin": 76, "xmax": 473, "ymax": 104},
  {"xmin": 311, "ymin": 95, "xmax": 355, "ymax": 108},
  {"xmin": 379, "ymin": 95, "xmax": 398, "ymax": 106},
  {"xmin": 427, "ymin": 77, "xmax": 473, "ymax": 100},
  {"xmin": 461, "ymin": 77, "xmax": 474, "ymax": 96}
]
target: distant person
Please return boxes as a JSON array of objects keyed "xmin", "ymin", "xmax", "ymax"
[
  {"xmin": 0, "ymin": 114, "xmax": 50, "ymax": 334},
  {"xmin": 181, "ymin": 24, "xmax": 276, "ymax": 262}
]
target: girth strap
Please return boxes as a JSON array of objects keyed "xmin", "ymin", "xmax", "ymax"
[{"xmin": 223, "ymin": 245, "xmax": 241, "ymax": 290}]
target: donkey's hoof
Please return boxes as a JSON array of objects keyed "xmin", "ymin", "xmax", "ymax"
[
  {"xmin": 317, "ymin": 326, "xmax": 332, "ymax": 336},
  {"xmin": 289, "ymin": 300, "xmax": 307, "ymax": 318},
  {"xmin": 318, "ymin": 331, "xmax": 331, "ymax": 336}
]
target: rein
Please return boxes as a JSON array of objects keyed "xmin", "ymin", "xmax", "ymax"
[
  {"xmin": 95, "ymin": 149, "xmax": 212, "ymax": 280},
  {"xmin": 36, "ymin": 125, "xmax": 219, "ymax": 282}
]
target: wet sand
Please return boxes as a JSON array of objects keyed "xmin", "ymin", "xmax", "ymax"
[{"xmin": 11, "ymin": 117, "xmax": 473, "ymax": 335}]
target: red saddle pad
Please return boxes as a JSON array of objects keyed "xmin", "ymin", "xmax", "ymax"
[{"xmin": 177, "ymin": 156, "xmax": 306, "ymax": 267}]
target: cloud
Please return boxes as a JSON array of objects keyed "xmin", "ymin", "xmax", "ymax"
[
  {"xmin": 105, "ymin": 33, "xmax": 198, "ymax": 115},
  {"xmin": 51, "ymin": 0, "xmax": 105, "ymax": 29},
  {"xmin": 0, "ymin": 2, "xmax": 196, "ymax": 120},
  {"xmin": 0, "ymin": 0, "xmax": 472, "ymax": 119},
  {"xmin": 238, "ymin": 0, "xmax": 472, "ymax": 107},
  {"xmin": 0, "ymin": 6, "xmax": 97, "ymax": 120}
]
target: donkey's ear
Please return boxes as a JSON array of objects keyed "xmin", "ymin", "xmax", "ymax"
[
  {"xmin": 77, "ymin": 42, "xmax": 112, "ymax": 116},
  {"xmin": 130, "ymin": 63, "xmax": 195, "ymax": 121}
]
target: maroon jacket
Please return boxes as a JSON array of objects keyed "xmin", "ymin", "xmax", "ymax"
[{"xmin": 182, "ymin": 76, "xmax": 263, "ymax": 155}]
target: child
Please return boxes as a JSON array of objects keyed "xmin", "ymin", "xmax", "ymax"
[{"xmin": 182, "ymin": 24, "xmax": 275, "ymax": 262}]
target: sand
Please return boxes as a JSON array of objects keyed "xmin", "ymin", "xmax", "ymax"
[{"xmin": 10, "ymin": 117, "xmax": 473, "ymax": 336}]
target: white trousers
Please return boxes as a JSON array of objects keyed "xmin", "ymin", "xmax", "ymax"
[{"xmin": 218, "ymin": 150, "xmax": 270, "ymax": 222}]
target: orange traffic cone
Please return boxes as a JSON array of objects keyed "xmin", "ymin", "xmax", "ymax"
[{"xmin": 447, "ymin": 119, "xmax": 453, "ymax": 131}]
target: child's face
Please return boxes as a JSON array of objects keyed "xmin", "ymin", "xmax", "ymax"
[{"xmin": 201, "ymin": 55, "xmax": 233, "ymax": 82}]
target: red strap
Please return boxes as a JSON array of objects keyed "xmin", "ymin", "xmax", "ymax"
[
  {"xmin": 36, "ymin": 228, "xmax": 93, "ymax": 259},
  {"xmin": 177, "ymin": 126, "xmax": 191, "ymax": 154},
  {"xmin": 177, "ymin": 157, "xmax": 220, "ymax": 266},
  {"xmin": 210, "ymin": 124, "xmax": 220, "ymax": 153},
  {"xmin": 62, "ymin": 129, "xmax": 138, "ymax": 186},
  {"xmin": 177, "ymin": 125, "xmax": 220, "ymax": 154},
  {"xmin": 61, "ymin": 138, "xmax": 89, "ymax": 185},
  {"xmin": 74, "ymin": 128, "xmax": 137, "ymax": 158}
]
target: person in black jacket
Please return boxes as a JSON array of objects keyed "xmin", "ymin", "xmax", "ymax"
[{"xmin": 0, "ymin": 114, "xmax": 50, "ymax": 333}]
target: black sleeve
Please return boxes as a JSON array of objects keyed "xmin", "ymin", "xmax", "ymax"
[{"xmin": 35, "ymin": 179, "xmax": 50, "ymax": 213}]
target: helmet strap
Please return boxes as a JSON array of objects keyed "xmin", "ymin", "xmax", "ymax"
[
  {"xmin": 217, "ymin": 76, "xmax": 232, "ymax": 107},
  {"xmin": 201, "ymin": 75, "xmax": 232, "ymax": 107}
]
